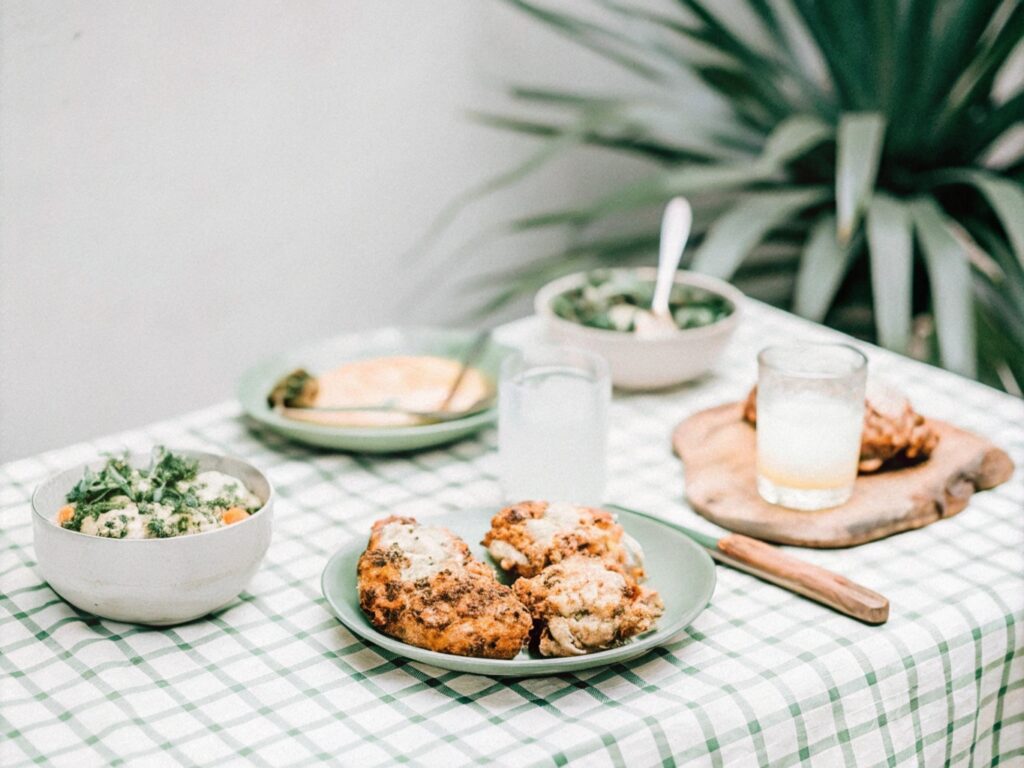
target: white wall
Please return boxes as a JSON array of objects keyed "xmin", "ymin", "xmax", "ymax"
[{"xmin": 0, "ymin": 0, "xmax": 655, "ymax": 461}]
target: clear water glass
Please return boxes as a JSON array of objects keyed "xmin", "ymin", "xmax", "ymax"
[
  {"xmin": 756, "ymin": 343, "xmax": 867, "ymax": 511},
  {"xmin": 499, "ymin": 345, "xmax": 611, "ymax": 506}
]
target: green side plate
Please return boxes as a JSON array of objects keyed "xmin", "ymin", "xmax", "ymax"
[
  {"xmin": 321, "ymin": 506, "xmax": 716, "ymax": 677},
  {"xmin": 237, "ymin": 328, "xmax": 512, "ymax": 453}
]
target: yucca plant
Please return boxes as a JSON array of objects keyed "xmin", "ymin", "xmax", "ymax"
[{"xmin": 451, "ymin": 0, "xmax": 1024, "ymax": 392}]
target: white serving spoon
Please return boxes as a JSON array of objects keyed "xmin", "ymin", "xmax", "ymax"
[{"xmin": 635, "ymin": 196, "xmax": 693, "ymax": 338}]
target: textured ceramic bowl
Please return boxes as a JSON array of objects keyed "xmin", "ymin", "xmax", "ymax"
[
  {"xmin": 32, "ymin": 450, "xmax": 274, "ymax": 626},
  {"xmin": 535, "ymin": 267, "xmax": 744, "ymax": 390}
]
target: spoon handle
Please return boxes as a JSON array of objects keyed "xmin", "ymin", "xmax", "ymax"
[
  {"xmin": 438, "ymin": 330, "xmax": 492, "ymax": 412},
  {"xmin": 652, "ymin": 197, "xmax": 693, "ymax": 318}
]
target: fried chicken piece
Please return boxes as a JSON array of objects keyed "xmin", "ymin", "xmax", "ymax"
[
  {"xmin": 513, "ymin": 556, "xmax": 664, "ymax": 657},
  {"xmin": 857, "ymin": 384, "xmax": 940, "ymax": 470},
  {"xmin": 482, "ymin": 501, "xmax": 646, "ymax": 581},
  {"xmin": 743, "ymin": 381, "xmax": 939, "ymax": 473},
  {"xmin": 357, "ymin": 516, "xmax": 532, "ymax": 659}
]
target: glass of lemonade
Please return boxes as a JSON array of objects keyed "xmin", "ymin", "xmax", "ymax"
[
  {"xmin": 756, "ymin": 344, "xmax": 867, "ymax": 510},
  {"xmin": 499, "ymin": 345, "xmax": 611, "ymax": 505}
]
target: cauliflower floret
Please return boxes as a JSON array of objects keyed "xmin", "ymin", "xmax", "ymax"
[
  {"xmin": 79, "ymin": 501, "xmax": 146, "ymax": 539},
  {"xmin": 193, "ymin": 471, "xmax": 261, "ymax": 509}
]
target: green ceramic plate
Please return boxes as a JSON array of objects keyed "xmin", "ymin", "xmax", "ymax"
[
  {"xmin": 321, "ymin": 506, "xmax": 716, "ymax": 677},
  {"xmin": 237, "ymin": 328, "xmax": 512, "ymax": 453}
]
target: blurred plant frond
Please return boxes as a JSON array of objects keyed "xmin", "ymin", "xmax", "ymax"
[{"xmin": 438, "ymin": 0, "xmax": 1024, "ymax": 392}]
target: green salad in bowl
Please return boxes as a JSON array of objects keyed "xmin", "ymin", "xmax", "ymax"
[
  {"xmin": 535, "ymin": 267, "xmax": 744, "ymax": 389},
  {"xmin": 550, "ymin": 270, "xmax": 734, "ymax": 333}
]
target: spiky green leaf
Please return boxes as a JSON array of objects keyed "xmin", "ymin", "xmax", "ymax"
[
  {"xmin": 793, "ymin": 214, "xmax": 858, "ymax": 321},
  {"xmin": 691, "ymin": 188, "xmax": 830, "ymax": 279},
  {"xmin": 497, "ymin": 115, "xmax": 831, "ymax": 230},
  {"xmin": 788, "ymin": 0, "xmax": 869, "ymax": 108},
  {"xmin": 470, "ymin": 112, "xmax": 709, "ymax": 164},
  {"xmin": 920, "ymin": 0, "xmax": 1003, "ymax": 115},
  {"xmin": 446, "ymin": 0, "xmax": 1024, "ymax": 391},
  {"xmin": 912, "ymin": 198, "xmax": 977, "ymax": 376},
  {"xmin": 760, "ymin": 115, "xmax": 832, "ymax": 165},
  {"xmin": 954, "ymin": 170, "xmax": 1024, "ymax": 268},
  {"xmin": 836, "ymin": 113, "xmax": 886, "ymax": 243},
  {"xmin": 866, "ymin": 194, "xmax": 914, "ymax": 353},
  {"xmin": 946, "ymin": 3, "xmax": 1024, "ymax": 117}
]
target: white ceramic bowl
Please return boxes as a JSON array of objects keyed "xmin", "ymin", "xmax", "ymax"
[
  {"xmin": 32, "ymin": 450, "xmax": 274, "ymax": 626},
  {"xmin": 535, "ymin": 267, "xmax": 744, "ymax": 390}
]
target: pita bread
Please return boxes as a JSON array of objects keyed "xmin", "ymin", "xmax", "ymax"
[{"xmin": 279, "ymin": 355, "xmax": 492, "ymax": 428}]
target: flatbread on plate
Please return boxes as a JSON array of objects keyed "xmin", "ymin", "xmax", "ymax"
[{"xmin": 278, "ymin": 356, "xmax": 491, "ymax": 428}]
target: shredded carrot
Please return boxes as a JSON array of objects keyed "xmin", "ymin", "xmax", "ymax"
[
  {"xmin": 222, "ymin": 507, "xmax": 250, "ymax": 525},
  {"xmin": 56, "ymin": 504, "xmax": 75, "ymax": 525}
]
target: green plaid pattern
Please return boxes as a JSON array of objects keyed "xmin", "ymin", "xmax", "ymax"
[{"xmin": 2, "ymin": 303, "xmax": 1022, "ymax": 767}]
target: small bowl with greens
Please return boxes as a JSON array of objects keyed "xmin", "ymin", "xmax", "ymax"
[
  {"xmin": 535, "ymin": 268, "xmax": 743, "ymax": 389},
  {"xmin": 32, "ymin": 447, "xmax": 273, "ymax": 625}
]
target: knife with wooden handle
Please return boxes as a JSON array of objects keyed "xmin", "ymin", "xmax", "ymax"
[{"xmin": 609, "ymin": 504, "xmax": 889, "ymax": 624}]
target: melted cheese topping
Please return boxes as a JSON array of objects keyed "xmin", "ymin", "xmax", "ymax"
[
  {"xmin": 378, "ymin": 522, "xmax": 460, "ymax": 581},
  {"xmin": 546, "ymin": 558, "xmax": 628, "ymax": 615},
  {"xmin": 487, "ymin": 538, "xmax": 529, "ymax": 566},
  {"xmin": 524, "ymin": 502, "xmax": 583, "ymax": 547}
]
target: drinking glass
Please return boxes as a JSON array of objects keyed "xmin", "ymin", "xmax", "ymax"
[
  {"xmin": 498, "ymin": 345, "xmax": 611, "ymax": 505},
  {"xmin": 756, "ymin": 343, "xmax": 867, "ymax": 510}
]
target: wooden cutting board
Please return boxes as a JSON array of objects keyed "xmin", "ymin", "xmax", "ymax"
[{"xmin": 672, "ymin": 402, "xmax": 1015, "ymax": 548}]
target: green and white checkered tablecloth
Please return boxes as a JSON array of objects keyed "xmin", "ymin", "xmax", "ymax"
[{"xmin": 2, "ymin": 303, "xmax": 1022, "ymax": 767}]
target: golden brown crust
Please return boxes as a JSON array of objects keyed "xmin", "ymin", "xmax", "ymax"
[
  {"xmin": 743, "ymin": 385, "xmax": 939, "ymax": 473},
  {"xmin": 481, "ymin": 501, "xmax": 645, "ymax": 581},
  {"xmin": 512, "ymin": 556, "xmax": 664, "ymax": 657},
  {"xmin": 357, "ymin": 516, "xmax": 532, "ymax": 660}
]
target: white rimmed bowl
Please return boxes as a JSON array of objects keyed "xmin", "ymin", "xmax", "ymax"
[
  {"xmin": 31, "ymin": 450, "xmax": 274, "ymax": 626},
  {"xmin": 535, "ymin": 267, "xmax": 744, "ymax": 390}
]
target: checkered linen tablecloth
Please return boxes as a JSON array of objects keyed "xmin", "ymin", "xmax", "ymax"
[{"xmin": 2, "ymin": 303, "xmax": 1022, "ymax": 768}]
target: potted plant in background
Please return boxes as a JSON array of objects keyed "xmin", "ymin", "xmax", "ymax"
[{"xmin": 448, "ymin": 0, "xmax": 1024, "ymax": 393}]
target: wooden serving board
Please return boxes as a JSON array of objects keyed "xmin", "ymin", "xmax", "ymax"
[{"xmin": 673, "ymin": 403, "xmax": 1015, "ymax": 548}]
